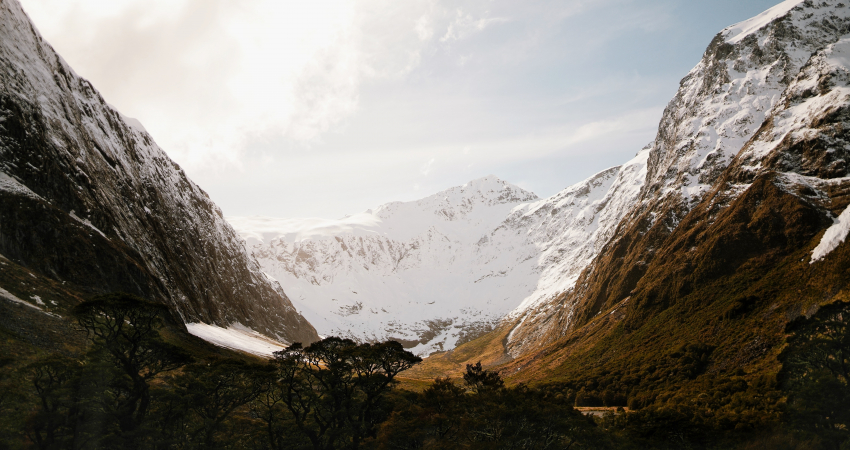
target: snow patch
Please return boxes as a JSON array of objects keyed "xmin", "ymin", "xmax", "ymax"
[
  {"xmin": 68, "ymin": 211, "xmax": 108, "ymax": 239},
  {"xmin": 186, "ymin": 322, "xmax": 288, "ymax": 357},
  {"xmin": 811, "ymin": 204, "xmax": 850, "ymax": 263},
  {"xmin": 0, "ymin": 286, "xmax": 59, "ymax": 317},
  {"xmin": 723, "ymin": 0, "xmax": 803, "ymax": 44},
  {"xmin": 107, "ymin": 103, "xmax": 148, "ymax": 134},
  {"xmin": 0, "ymin": 171, "xmax": 43, "ymax": 200}
]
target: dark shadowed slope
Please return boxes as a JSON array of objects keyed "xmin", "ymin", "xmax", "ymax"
[{"xmin": 0, "ymin": 0, "xmax": 318, "ymax": 345}]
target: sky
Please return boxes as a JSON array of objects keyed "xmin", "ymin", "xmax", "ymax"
[{"xmin": 18, "ymin": 0, "xmax": 782, "ymax": 219}]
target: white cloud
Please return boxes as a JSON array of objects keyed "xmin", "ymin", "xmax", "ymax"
[
  {"xmin": 420, "ymin": 158, "xmax": 436, "ymax": 176},
  {"xmin": 440, "ymin": 9, "xmax": 509, "ymax": 42},
  {"xmin": 415, "ymin": 15, "xmax": 434, "ymax": 41},
  {"xmin": 20, "ymin": 0, "xmax": 366, "ymax": 173},
  {"xmin": 16, "ymin": 0, "xmax": 751, "ymax": 219}
]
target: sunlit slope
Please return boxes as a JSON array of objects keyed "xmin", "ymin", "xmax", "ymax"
[{"xmin": 420, "ymin": 0, "xmax": 850, "ymax": 388}]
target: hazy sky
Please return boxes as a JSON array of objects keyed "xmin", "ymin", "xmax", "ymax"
[{"xmin": 19, "ymin": 0, "xmax": 780, "ymax": 218}]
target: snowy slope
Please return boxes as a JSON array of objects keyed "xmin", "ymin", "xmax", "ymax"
[
  {"xmin": 504, "ymin": 0, "xmax": 850, "ymax": 357},
  {"xmin": 231, "ymin": 159, "xmax": 649, "ymax": 355},
  {"xmin": 233, "ymin": 0, "xmax": 850, "ymax": 358},
  {"xmin": 231, "ymin": 176, "xmax": 538, "ymax": 354},
  {"xmin": 645, "ymin": 0, "xmax": 849, "ymax": 205},
  {"xmin": 0, "ymin": 0, "xmax": 317, "ymax": 345}
]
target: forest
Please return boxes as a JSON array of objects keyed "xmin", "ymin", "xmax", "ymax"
[{"xmin": 0, "ymin": 293, "xmax": 847, "ymax": 450}]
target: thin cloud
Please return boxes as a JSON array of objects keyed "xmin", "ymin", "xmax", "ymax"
[
  {"xmin": 16, "ymin": 0, "xmax": 780, "ymax": 219},
  {"xmin": 441, "ymin": 9, "xmax": 509, "ymax": 42},
  {"xmin": 421, "ymin": 158, "xmax": 436, "ymax": 176}
]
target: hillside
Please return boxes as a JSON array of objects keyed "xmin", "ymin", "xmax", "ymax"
[
  {"xmin": 0, "ymin": 0, "xmax": 318, "ymax": 349},
  {"xmin": 411, "ymin": 0, "xmax": 850, "ymax": 388}
]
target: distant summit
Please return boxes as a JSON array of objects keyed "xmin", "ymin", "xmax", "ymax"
[{"xmin": 228, "ymin": 167, "xmax": 641, "ymax": 356}]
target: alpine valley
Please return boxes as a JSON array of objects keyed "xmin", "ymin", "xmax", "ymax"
[
  {"xmin": 1, "ymin": 0, "xmax": 850, "ymax": 447},
  {"xmin": 232, "ymin": 0, "xmax": 850, "ymax": 368}
]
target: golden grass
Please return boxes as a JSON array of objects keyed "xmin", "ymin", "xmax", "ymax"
[{"xmin": 401, "ymin": 322, "xmax": 515, "ymax": 384}]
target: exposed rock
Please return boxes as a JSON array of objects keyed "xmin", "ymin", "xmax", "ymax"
[
  {"xmin": 505, "ymin": 0, "xmax": 850, "ymax": 357},
  {"xmin": 0, "ymin": 0, "xmax": 318, "ymax": 345}
]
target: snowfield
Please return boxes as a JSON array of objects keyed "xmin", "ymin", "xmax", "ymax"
[
  {"xmin": 186, "ymin": 323, "xmax": 288, "ymax": 357},
  {"xmin": 230, "ymin": 164, "xmax": 648, "ymax": 356}
]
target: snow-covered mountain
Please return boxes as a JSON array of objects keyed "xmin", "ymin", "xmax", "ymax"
[
  {"xmin": 0, "ymin": 0, "xmax": 318, "ymax": 348},
  {"xmin": 230, "ymin": 176, "xmax": 536, "ymax": 354},
  {"xmin": 231, "ymin": 156, "xmax": 648, "ymax": 355},
  {"xmin": 503, "ymin": 0, "xmax": 850, "ymax": 357},
  {"xmin": 232, "ymin": 0, "xmax": 850, "ymax": 360}
]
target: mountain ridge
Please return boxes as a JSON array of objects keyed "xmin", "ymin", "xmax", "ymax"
[
  {"xmin": 230, "ymin": 158, "xmax": 648, "ymax": 355},
  {"xmin": 502, "ymin": 0, "xmax": 850, "ymax": 358},
  {"xmin": 0, "ymin": 0, "xmax": 318, "ymax": 349}
]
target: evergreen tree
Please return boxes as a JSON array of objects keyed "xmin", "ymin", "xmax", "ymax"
[
  {"xmin": 175, "ymin": 358, "xmax": 273, "ymax": 449},
  {"xmin": 271, "ymin": 337, "xmax": 421, "ymax": 450}
]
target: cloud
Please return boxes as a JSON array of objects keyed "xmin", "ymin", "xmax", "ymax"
[
  {"xmin": 17, "ymin": 0, "xmax": 716, "ymax": 220},
  {"xmin": 16, "ymin": 0, "xmax": 541, "ymax": 176},
  {"xmin": 20, "ymin": 0, "xmax": 368, "ymax": 171},
  {"xmin": 415, "ymin": 15, "xmax": 434, "ymax": 41},
  {"xmin": 420, "ymin": 158, "xmax": 436, "ymax": 176},
  {"xmin": 440, "ymin": 9, "xmax": 509, "ymax": 42}
]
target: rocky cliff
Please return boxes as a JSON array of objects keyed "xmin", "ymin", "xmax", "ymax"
[
  {"xmin": 0, "ymin": 0, "xmax": 318, "ymax": 346},
  {"xmin": 503, "ymin": 0, "xmax": 850, "ymax": 358}
]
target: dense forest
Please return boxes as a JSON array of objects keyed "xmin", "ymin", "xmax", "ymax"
[{"xmin": 0, "ymin": 293, "xmax": 847, "ymax": 449}]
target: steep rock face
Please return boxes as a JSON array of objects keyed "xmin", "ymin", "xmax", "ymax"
[
  {"xmin": 504, "ymin": 0, "xmax": 850, "ymax": 357},
  {"xmin": 0, "ymin": 0, "xmax": 318, "ymax": 344}
]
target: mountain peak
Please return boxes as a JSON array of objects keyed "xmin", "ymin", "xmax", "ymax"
[
  {"xmin": 462, "ymin": 174, "xmax": 506, "ymax": 188},
  {"xmin": 433, "ymin": 175, "xmax": 538, "ymax": 205},
  {"xmin": 721, "ymin": 0, "xmax": 802, "ymax": 44}
]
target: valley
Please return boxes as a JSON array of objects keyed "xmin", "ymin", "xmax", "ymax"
[{"xmin": 1, "ymin": 0, "xmax": 850, "ymax": 448}]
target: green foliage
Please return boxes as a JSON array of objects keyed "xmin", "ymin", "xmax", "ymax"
[
  {"xmin": 4, "ymin": 293, "xmax": 847, "ymax": 450},
  {"xmin": 175, "ymin": 358, "xmax": 273, "ymax": 449},
  {"xmin": 72, "ymin": 293, "xmax": 192, "ymax": 447},
  {"xmin": 0, "ymin": 355, "xmax": 30, "ymax": 448},
  {"xmin": 462, "ymin": 361, "xmax": 504, "ymax": 394},
  {"xmin": 25, "ymin": 356, "xmax": 82, "ymax": 450}
]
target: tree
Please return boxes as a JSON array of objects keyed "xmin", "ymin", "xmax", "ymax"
[
  {"xmin": 375, "ymin": 377, "xmax": 467, "ymax": 449},
  {"xmin": 463, "ymin": 361, "xmax": 504, "ymax": 394},
  {"xmin": 375, "ymin": 375, "xmax": 607, "ymax": 449},
  {"xmin": 72, "ymin": 293, "xmax": 192, "ymax": 446},
  {"xmin": 779, "ymin": 300, "xmax": 850, "ymax": 448},
  {"xmin": 176, "ymin": 358, "xmax": 273, "ymax": 449},
  {"xmin": 252, "ymin": 370, "xmax": 312, "ymax": 450},
  {"xmin": 0, "ymin": 356, "xmax": 29, "ymax": 448},
  {"xmin": 25, "ymin": 356, "xmax": 83, "ymax": 450},
  {"xmin": 271, "ymin": 337, "xmax": 421, "ymax": 450}
]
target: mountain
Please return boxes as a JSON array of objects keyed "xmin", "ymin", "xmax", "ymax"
[
  {"xmin": 230, "ymin": 152, "xmax": 648, "ymax": 355},
  {"xmin": 403, "ymin": 0, "xmax": 850, "ymax": 388},
  {"xmin": 502, "ymin": 0, "xmax": 850, "ymax": 358},
  {"xmin": 0, "ymin": 0, "xmax": 318, "ymax": 350},
  {"xmin": 230, "ymin": 176, "xmax": 539, "ymax": 355},
  {"xmin": 232, "ymin": 1, "xmax": 850, "ymax": 370}
]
